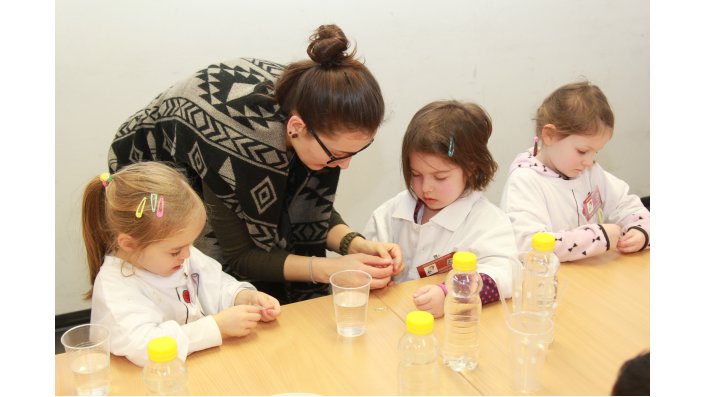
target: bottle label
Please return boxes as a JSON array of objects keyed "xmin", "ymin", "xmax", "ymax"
[{"xmin": 416, "ymin": 251, "xmax": 455, "ymax": 278}]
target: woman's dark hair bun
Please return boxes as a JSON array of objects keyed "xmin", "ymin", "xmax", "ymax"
[{"xmin": 307, "ymin": 24, "xmax": 354, "ymax": 68}]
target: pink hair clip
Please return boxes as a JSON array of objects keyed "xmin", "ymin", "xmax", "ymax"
[{"xmin": 156, "ymin": 196, "xmax": 165, "ymax": 218}]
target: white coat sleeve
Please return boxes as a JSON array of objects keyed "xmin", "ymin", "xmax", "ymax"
[
  {"xmin": 602, "ymin": 171, "xmax": 650, "ymax": 250},
  {"xmin": 189, "ymin": 247, "xmax": 257, "ymax": 313},
  {"xmin": 501, "ymin": 171, "xmax": 555, "ymax": 253},
  {"xmin": 468, "ymin": 208, "xmax": 517, "ymax": 300},
  {"xmin": 363, "ymin": 203, "xmax": 394, "ymax": 243}
]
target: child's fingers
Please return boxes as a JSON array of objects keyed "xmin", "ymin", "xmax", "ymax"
[
  {"xmin": 413, "ymin": 293, "xmax": 432, "ymax": 306},
  {"xmin": 413, "ymin": 285, "xmax": 432, "ymax": 298}
]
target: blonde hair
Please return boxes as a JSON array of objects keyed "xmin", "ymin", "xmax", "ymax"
[
  {"xmin": 401, "ymin": 100, "xmax": 498, "ymax": 195},
  {"xmin": 81, "ymin": 161, "xmax": 206, "ymax": 298},
  {"xmin": 535, "ymin": 81, "xmax": 615, "ymax": 138}
]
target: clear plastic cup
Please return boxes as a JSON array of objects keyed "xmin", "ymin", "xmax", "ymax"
[
  {"xmin": 506, "ymin": 311, "xmax": 553, "ymax": 393},
  {"xmin": 329, "ymin": 270, "xmax": 371, "ymax": 337},
  {"xmin": 61, "ymin": 324, "xmax": 111, "ymax": 396}
]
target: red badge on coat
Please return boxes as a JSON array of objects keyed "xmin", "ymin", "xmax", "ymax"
[{"xmin": 182, "ymin": 290, "xmax": 191, "ymax": 303}]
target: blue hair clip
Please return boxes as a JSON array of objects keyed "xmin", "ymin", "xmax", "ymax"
[{"xmin": 448, "ymin": 136, "xmax": 455, "ymax": 157}]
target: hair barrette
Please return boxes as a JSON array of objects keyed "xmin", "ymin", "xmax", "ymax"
[
  {"xmin": 137, "ymin": 193, "xmax": 165, "ymax": 219},
  {"xmin": 99, "ymin": 172, "xmax": 113, "ymax": 187},
  {"xmin": 533, "ymin": 135, "xmax": 539, "ymax": 156},
  {"xmin": 135, "ymin": 197, "xmax": 147, "ymax": 219},
  {"xmin": 447, "ymin": 136, "xmax": 455, "ymax": 157}
]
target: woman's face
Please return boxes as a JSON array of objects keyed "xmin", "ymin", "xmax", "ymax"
[{"xmin": 289, "ymin": 117, "xmax": 375, "ymax": 170}]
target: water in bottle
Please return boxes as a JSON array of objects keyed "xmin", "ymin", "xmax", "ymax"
[
  {"xmin": 518, "ymin": 232, "xmax": 560, "ymax": 319},
  {"xmin": 442, "ymin": 251, "xmax": 483, "ymax": 371},
  {"xmin": 398, "ymin": 310, "xmax": 440, "ymax": 395},
  {"xmin": 142, "ymin": 336, "xmax": 188, "ymax": 395}
]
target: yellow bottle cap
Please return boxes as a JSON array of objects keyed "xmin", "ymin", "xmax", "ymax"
[
  {"xmin": 406, "ymin": 310, "xmax": 434, "ymax": 335},
  {"xmin": 452, "ymin": 251, "xmax": 477, "ymax": 272},
  {"xmin": 531, "ymin": 232, "xmax": 556, "ymax": 251},
  {"xmin": 147, "ymin": 336, "xmax": 178, "ymax": 363}
]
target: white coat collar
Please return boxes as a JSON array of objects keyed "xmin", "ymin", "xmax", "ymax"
[
  {"xmin": 105, "ymin": 255, "xmax": 191, "ymax": 288},
  {"xmin": 391, "ymin": 190, "xmax": 483, "ymax": 232}
]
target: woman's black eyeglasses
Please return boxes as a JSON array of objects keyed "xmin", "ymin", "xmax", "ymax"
[{"xmin": 307, "ymin": 127, "xmax": 374, "ymax": 164}]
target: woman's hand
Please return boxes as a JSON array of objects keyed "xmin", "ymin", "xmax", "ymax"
[
  {"xmin": 350, "ymin": 239, "xmax": 405, "ymax": 276},
  {"xmin": 235, "ymin": 289, "xmax": 282, "ymax": 322},
  {"xmin": 413, "ymin": 284, "xmax": 446, "ymax": 318},
  {"xmin": 332, "ymin": 253, "xmax": 395, "ymax": 289}
]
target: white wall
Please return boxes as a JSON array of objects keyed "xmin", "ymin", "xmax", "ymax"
[{"xmin": 56, "ymin": 0, "xmax": 649, "ymax": 314}]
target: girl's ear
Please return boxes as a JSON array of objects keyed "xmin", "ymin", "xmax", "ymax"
[
  {"xmin": 116, "ymin": 233, "xmax": 139, "ymax": 253},
  {"xmin": 540, "ymin": 124, "xmax": 559, "ymax": 145}
]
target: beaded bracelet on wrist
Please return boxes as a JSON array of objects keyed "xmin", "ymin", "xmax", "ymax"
[{"xmin": 339, "ymin": 232, "xmax": 365, "ymax": 256}]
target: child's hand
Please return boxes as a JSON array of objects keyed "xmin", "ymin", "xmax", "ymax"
[
  {"xmin": 213, "ymin": 305, "xmax": 261, "ymax": 338},
  {"xmin": 235, "ymin": 290, "xmax": 282, "ymax": 322},
  {"xmin": 413, "ymin": 284, "xmax": 445, "ymax": 318},
  {"xmin": 617, "ymin": 228, "xmax": 646, "ymax": 253},
  {"xmin": 602, "ymin": 224, "xmax": 622, "ymax": 249}
]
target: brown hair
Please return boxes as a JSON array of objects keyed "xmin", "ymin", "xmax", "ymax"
[
  {"xmin": 81, "ymin": 162, "xmax": 206, "ymax": 298},
  {"xmin": 401, "ymin": 100, "xmax": 498, "ymax": 195},
  {"xmin": 274, "ymin": 24, "xmax": 384, "ymax": 137},
  {"xmin": 535, "ymin": 81, "xmax": 615, "ymax": 138}
]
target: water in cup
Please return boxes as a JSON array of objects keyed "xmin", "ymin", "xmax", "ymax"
[
  {"xmin": 61, "ymin": 324, "xmax": 111, "ymax": 396},
  {"xmin": 70, "ymin": 352, "xmax": 110, "ymax": 396},
  {"xmin": 333, "ymin": 289, "xmax": 368, "ymax": 337},
  {"xmin": 506, "ymin": 312, "xmax": 553, "ymax": 393}
]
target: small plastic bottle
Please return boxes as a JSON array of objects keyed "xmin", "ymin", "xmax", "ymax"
[
  {"xmin": 142, "ymin": 336, "xmax": 188, "ymax": 396},
  {"xmin": 442, "ymin": 251, "xmax": 483, "ymax": 371},
  {"xmin": 398, "ymin": 310, "xmax": 440, "ymax": 396},
  {"xmin": 519, "ymin": 232, "xmax": 560, "ymax": 319}
]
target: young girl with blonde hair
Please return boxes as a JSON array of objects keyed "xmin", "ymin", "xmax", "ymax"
[
  {"xmin": 82, "ymin": 161, "xmax": 280, "ymax": 367},
  {"xmin": 500, "ymin": 81, "xmax": 650, "ymax": 260},
  {"xmin": 364, "ymin": 100, "xmax": 516, "ymax": 318}
]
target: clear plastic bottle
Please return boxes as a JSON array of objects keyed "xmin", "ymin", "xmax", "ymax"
[
  {"xmin": 142, "ymin": 336, "xmax": 188, "ymax": 396},
  {"xmin": 442, "ymin": 251, "xmax": 483, "ymax": 371},
  {"xmin": 398, "ymin": 310, "xmax": 440, "ymax": 396},
  {"xmin": 519, "ymin": 232, "xmax": 560, "ymax": 319}
]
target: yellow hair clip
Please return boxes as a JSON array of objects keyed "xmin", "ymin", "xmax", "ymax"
[{"xmin": 135, "ymin": 197, "xmax": 147, "ymax": 219}]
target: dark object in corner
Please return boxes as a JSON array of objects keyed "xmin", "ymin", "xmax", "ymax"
[
  {"xmin": 612, "ymin": 351, "xmax": 650, "ymax": 395},
  {"xmin": 640, "ymin": 196, "xmax": 649, "ymax": 211}
]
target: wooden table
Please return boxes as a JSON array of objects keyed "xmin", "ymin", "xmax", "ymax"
[
  {"xmin": 55, "ymin": 294, "xmax": 477, "ymax": 395},
  {"xmin": 56, "ymin": 250, "xmax": 648, "ymax": 395},
  {"xmin": 374, "ymin": 250, "xmax": 650, "ymax": 395}
]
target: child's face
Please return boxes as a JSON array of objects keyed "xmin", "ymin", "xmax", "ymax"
[
  {"xmin": 540, "ymin": 124, "xmax": 612, "ymax": 178},
  {"xmin": 409, "ymin": 152, "xmax": 466, "ymax": 211},
  {"xmin": 133, "ymin": 211, "xmax": 206, "ymax": 276}
]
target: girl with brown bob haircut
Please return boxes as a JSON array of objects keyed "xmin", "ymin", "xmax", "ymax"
[{"xmin": 365, "ymin": 100, "xmax": 517, "ymax": 318}]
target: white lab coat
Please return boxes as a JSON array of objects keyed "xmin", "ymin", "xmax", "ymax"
[
  {"xmin": 364, "ymin": 190, "xmax": 515, "ymax": 298},
  {"xmin": 90, "ymin": 246, "xmax": 255, "ymax": 367}
]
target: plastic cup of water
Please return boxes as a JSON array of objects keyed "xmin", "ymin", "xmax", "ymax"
[
  {"xmin": 506, "ymin": 311, "xmax": 553, "ymax": 393},
  {"xmin": 61, "ymin": 324, "xmax": 111, "ymax": 396},
  {"xmin": 329, "ymin": 270, "xmax": 372, "ymax": 337}
]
